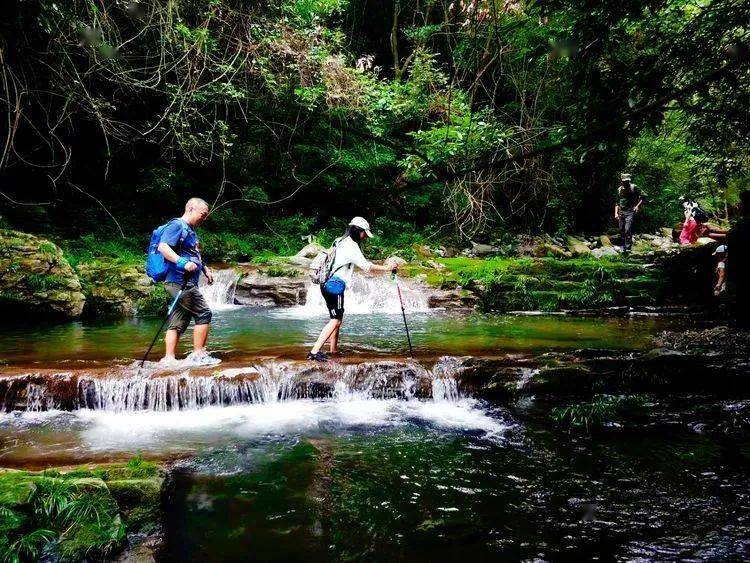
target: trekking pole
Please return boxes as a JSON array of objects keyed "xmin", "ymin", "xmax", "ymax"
[
  {"xmin": 392, "ymin": 272, "xmax": 414, "ymax": 358},
  {"xmin": 139, "ymin": 274, "xmax": 190, "ymax": 368}
]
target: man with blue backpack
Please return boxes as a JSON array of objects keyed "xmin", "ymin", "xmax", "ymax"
[{"xmin": 146, "ymin": 197, "xmax": 218, "ymax": 366}]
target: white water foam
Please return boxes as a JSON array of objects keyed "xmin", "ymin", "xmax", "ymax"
[
  {"xmin": 276, "ymin": 274, "xmax": 429, "ymax": 317},
  {"xmin": 200, "ymin": 269, "xmax": 240, "ymax": 310},
  {"xmin": 2, "ymin": 398, "xmax": 510, "ymax": 453}
]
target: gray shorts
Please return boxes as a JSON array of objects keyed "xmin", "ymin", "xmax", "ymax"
[{"xmin": 165, "ymin": 283, "xmax": 212, "ymax": 334}]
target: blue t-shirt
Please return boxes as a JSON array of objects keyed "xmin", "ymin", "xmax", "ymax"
[{"xmin": 159, "ymin": 219, "xmax": 203, "ymax": 285}]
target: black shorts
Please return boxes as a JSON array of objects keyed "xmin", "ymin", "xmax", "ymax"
[
  {"xmin": 321, "ymin": 286, "xmax": 344, "ymax": 320},
  {"xmin": 165, "ymin": 283, "xmax": 212, "ymax": 333}
]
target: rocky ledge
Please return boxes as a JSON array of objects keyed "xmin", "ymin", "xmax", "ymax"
[{"xmin": 1, "ymin": 340, "xmax": 747, "ymax": 412}]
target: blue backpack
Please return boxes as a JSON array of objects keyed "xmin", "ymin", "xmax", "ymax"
[{"xmin": 145, "ymin": 219, "xmax": 189, "ymax": 282}]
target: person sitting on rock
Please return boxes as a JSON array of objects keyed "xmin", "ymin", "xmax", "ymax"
[
  {"xmin": 680, "ymin": 200, "xmax": 729, "ymax": 245},
  {"xmin": 157, "ymin": 197, "xmax": 217, "ymax": 365},
  {"xmin": 679, "ymin": 203, "xmax": 705, "ymax": 246},
  {"xmin": 614, "ymin": 173, "xmax": 644, "ymax": 253},
  {"xmin": 307, "ymin": 217, "xmax": 398, "ymax": 362}
]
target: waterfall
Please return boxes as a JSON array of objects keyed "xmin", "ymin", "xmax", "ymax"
[
  {"xmin": 431, "ymin": 378, "xmax": 460, "ymax": 402},
  {"xmin": 296, "ymin": 274, "xmax": 430, "ymax": 316},
  {"xmin": 200, "ymin": 269, "xmax": 240, "ymax": 309},
  {"xmin": 78, "ymin": 364, "xmax": 299, "ymax": 412},
  {"xmin": 0, "ymin": 359, "xmax": 467, "ymax": 412}
]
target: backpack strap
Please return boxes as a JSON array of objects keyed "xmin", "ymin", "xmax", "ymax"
[{"xmin": 171, "ymin": 218, "xmax": 190, "ymax": 254}]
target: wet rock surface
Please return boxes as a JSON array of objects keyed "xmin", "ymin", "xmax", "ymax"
[
  {"xmin": 235, "ymin": 271, "xmax": 308, "ymax": 307},
  {"xmin": 1, "ymin": 343, "xmax": 746, "ymax": 412}
]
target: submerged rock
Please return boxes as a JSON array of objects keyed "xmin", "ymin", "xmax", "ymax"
[{"xmin": 0, "ymin": 230, "xmax": 85, "ymax": 318}]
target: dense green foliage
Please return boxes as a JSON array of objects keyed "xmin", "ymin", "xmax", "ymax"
[{"xmin": 0, "ymin": 0, "xmax": 747, "ymax": 252}]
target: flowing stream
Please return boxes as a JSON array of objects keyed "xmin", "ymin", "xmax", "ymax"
[{"xmin": 0, "ymin": 283, "xmax": 747, "ymax": 561}]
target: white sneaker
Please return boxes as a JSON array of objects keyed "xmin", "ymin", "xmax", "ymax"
[
  {"xmin": 159, "ymin": 356, "xmax": 181, "ymax": 367},
  {"xmin": 185, "ymin": 351, "xmax": 222, "ymax": 366}
]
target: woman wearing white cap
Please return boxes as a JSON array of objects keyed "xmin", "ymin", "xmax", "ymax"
[{"xmin": 307, "ymin": 217, "xmax": 398, "ymax": 362}]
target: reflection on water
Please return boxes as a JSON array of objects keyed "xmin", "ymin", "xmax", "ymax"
[
  {"xmin": 160, "ymin": 422, "xmax": 750, "ymax": 562},
  {"xmin": 0, "ymin": 309, "xmax": 682, "ymax": 366}
]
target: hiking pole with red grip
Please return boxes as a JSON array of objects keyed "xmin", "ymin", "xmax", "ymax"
[
  {"xmin": 392, "ymin": 271, "xmax": 414, "ymax": 358},
  {"xmin": 140, "ymin": 273, "xmax": 190, "ymax": 368}
]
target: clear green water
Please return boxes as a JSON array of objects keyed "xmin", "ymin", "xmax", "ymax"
[
  {"xmin": 161, "ymin": 418, "xmax": 750, "ymax": 561},
  {"xmin": 0, "ymin": 309, "xmax": 680, "ymax": 366},
  {"xmin": 2, "ymin": 309, "xmax": 745, "ymax": 561}
]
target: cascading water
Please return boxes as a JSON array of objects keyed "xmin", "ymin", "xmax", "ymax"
[
  {"xmin": 0, "ymin": 359, "xmax": 472, "ymax": 413},
  {"xmin": 295, "ymin": 273, "xmax": 430, "ymax": 316},
  {"xmin": 200, "ymin": 269, "xmax": 240, "ymax": 309}
]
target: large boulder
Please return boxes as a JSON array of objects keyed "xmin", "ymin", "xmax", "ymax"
[
  {"xmin": 468, "ymin": 241, "xmax": 501, "ymax": 257},
  {"xmin": 516, "ymin": 235, "xmax": 571, "ymax": 258},
  {"xmin": 235, "ymin": 272, "xmax": 308, "ymax": 306},
  {"xmin": 76, "ymin": 259, "xmax": 153, "ymax": 317},
  {"xmin": 0, "ymin": 230, "xmax": 85, "ymax": 318},
  {"xmin": 565, "ymin": 235, "xmax": 592, "ymax": 256}
]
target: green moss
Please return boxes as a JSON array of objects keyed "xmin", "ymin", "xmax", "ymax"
[
  {"xmin": 25, "ymin": 273, "xmax": 71, "ymax": 293},
  {"xmin": 0, "ymin": 473, "xmax": 38, "ymax": 507},
  {"xmin": 261, "ymin": 265, "xmax": 301, "ymax": 277},
  {"xmin": 107, "ymin": 478, "xmax": 162, "ymax": 533},
  {"xmin": 135, "ymin": 283, "xmax": 169, "ymax": 316},
  {"xmin": 57, "ymin": 514, "xmax": 126, "ymax": 560},
  {"xmin": 61, "ymin": 235, "xmax": 143, "ymax": 268},
  {"xmin": 434, "ymin": 256, "xmax": 665, "ymax": 312},
  {"xmin": 0, "ymin": 460, "xmax": 163, "ymax": 560}
]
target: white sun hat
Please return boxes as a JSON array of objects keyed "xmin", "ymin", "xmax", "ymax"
[{"xmin": 349, "ymin": 216, "xmax": 374, "ymax": 238}]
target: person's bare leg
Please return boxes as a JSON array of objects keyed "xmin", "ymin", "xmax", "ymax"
[
  {"xmin": 329, "ymin": 322, "xmax": 342, "ymax": 353},
  {"xmin": 193, "ymin": 323, "xmax": 210, "ymax": 354},
  {"xmin": 311, "ymin": 319, "xmax": 341, "ymax": 354},
  {"xmin": 164, "ymin": 328, "xmax": 179, "ymax": 359}
]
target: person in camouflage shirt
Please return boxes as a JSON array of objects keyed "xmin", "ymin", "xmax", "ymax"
[{"xmin": 614, "ymin": 173, "xmax": 644, "ymax": 253}]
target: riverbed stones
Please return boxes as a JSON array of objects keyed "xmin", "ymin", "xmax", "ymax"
[
  {"xmin": 0, "ymin": 230, "xmax": 85, "ymax": 318},
  {"xmin": 468, "ymin": 241, "xmax": 501, "ymax": 257}
]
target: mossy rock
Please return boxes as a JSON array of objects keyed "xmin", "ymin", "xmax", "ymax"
[
  {"xmin": 76, "ymin": 259, "xmax": 154, "ymax": 317},
  {"xmin": 107, "ymin": 477, "xmax": 162, "ymax": 533},
  {"xmin": 0, "ymin": 230, "xmax": 85, "ymax": 318},
  {"xmin": 0, "ymin": 471, "xmax": 37, "ymax": 506},
  {"xmin": 57, "ymin": 513, "xmax": 126, "ymax": 560},
  {"xmin": 0, "ymin": 461, "xmax": 163, "ymax": 560}
]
